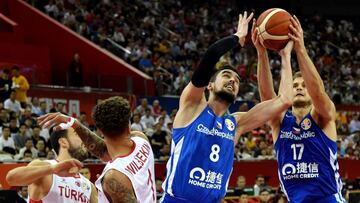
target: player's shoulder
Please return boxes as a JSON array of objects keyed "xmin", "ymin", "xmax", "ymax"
[{"xmin": 130, "ymin": 131, "xmax": 149, "ymax": 142}]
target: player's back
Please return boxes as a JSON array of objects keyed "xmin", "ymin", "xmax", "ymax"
[
  {"xmin": 275, "ymin": 111, "xmax": 345, "ymax": 202},
  {"xmin": 95, "ymin": 136, "xmax": 156, "ymax": 203},
  {"xmin": 162, "ymin": 105, "xmax": 236, "ymax": 203},
  {"xmin": 29, "ymin": 160, "xmax": 92, "ymax": 203}
]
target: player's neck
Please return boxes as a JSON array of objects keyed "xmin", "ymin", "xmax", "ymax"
[
  {"xmin": 292, "ymin": 105, "xmax": 311, "ymax": 123},
  {"xmin": 56, "ymin": 150, "xmax": 73, "ymax": 162},
  {"xmin": 208, "ymin": 97, "xmax": 230, "ymax": 117},
  {"xmin": 105, "ymin": 135, "xmax": 134, "ymax": 159}
]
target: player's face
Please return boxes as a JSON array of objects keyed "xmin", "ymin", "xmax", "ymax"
[
  {"xmin": 67, "ymin": 128, "xmax": 89, "ymax": 161},
  {"xmin": 211, "ymin": 70, "xmax": 240, "ymax": 103},
  {"xmin": 292, "ymin": 77, "xmax": 311, "ymax": 107}
]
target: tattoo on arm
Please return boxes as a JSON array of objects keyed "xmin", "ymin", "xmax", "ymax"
[
  {"xmin": 103, "ymin": 177, "xmax": 136, "ymax": 203},
  {"xmin": 74, "ymin": 124, "xmax": 108, "ymax": 159}
]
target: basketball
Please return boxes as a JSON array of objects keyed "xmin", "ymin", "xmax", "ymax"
[{"xmin": 256, "ymin": 8, "xmax": 292, "ymax": 51}]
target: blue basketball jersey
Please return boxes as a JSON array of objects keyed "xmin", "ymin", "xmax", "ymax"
[
  {"xmin": 161, "ymin": 105, "xmax": 236, "ymax": 203},
  {"xmin": 275, "ymin": 111, "xmax": 345, "ymax": 203}
]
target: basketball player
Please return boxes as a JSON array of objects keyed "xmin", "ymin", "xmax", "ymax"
[
  {"xmin": 253, "ymin": 16, "xmax": 345, "ymax": 202},
  {"xmin": 6, "ymin": 128, "xmax": 97, "ymax": 203},
  {"xmin": 38, "ymin": 96, "xmax": 156, "ymax": 203},
  {"xmin": 160, "ymin": 11, "xmax": 294, "ymax": 202}
]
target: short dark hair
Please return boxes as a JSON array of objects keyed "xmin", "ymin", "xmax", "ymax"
[
  {"xmin": 92, "ymin": 96, "xmax": 131, "ymax": 137},
  {"xmin": 293, "ymin": 71, "xmax": 302, "ymax": 79},
  {"xmin": 210, "ymin": 66, "xmax": 241, "ymax": 82},
  {"xmin": 50, "ymin": 129, "xmax": 68, "ymax": 154}
]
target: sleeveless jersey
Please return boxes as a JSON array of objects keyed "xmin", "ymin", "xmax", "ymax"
[
  {"xmin": 95, "ymin": 136, "xmax": 156, "ymax": 203},
  {"xmin": 29, "ymin": 160, "xmax": 92, "ymax": 203},
  {"xmin": 275, "ymin": 111, "xmax": 345, "ymax": 203},
  {"xmin": 161, "ymin": 105, "xmax": 236, "ymax": 203}
]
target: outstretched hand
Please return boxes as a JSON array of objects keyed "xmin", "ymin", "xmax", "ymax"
[
  {"xmin": 235, "ymin": 11, "xmax": 254, "ymax": 47},
  {"xmin": 251, "ymin": 18, "xmax": 266, "ymax": 53},
  {"xmin": 38, "ymin": 112, "xmax": 75, "ymax": 131},
  {"xmin": 288, "ymin": 15, "xmax": 305, "ymax": 52},
  {"xmin": 52, "ymin": 159, "xmax": 83, "ymax": 177}
]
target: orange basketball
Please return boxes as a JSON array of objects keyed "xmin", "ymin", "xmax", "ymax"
[{"xmin": 256, "ymin": 8, "xmax": 292, "ymax": 51}]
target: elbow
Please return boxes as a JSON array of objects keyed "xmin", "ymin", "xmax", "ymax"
[{"xmin": 6, "ymin": 171, "xmax": 17, "ymax": 185}]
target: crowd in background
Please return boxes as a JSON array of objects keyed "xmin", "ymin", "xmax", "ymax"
[{"xmin": 29, "ymin": 0, "xmax": 360, "ymax": 103}]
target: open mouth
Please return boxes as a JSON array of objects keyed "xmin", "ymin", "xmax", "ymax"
[
  {"xmin": 225, "ymin": 84, "xmax": 234, "ymax": 91},
  {"xmin": 296, "ymin": 93, "xmax": 304, "ymax": 97}
]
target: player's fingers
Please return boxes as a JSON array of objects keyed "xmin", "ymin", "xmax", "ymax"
[
  {"xmin": 38, "ymin": 113, "xmax": 54, "ymax": 121},
  {"xmin": 243, "ymin": 11, "xmax": 247, "ymax": 20},
  {"xmin": 71, "ymin": 159, "xmax": 83, "ymax": 168},
  {"xmin": 288, "ymin": 33, "xmax": 298, "ymax": 41},
  {"xmin": 239, "ymin": 14, "xmax": 242, "ymax": 22},
  {"xmin": 293, "ymin": 15, "xmax": 302, "ymax": 29},
  {"xmin": 38, "ymin": 113, "xmax": 58, "ymax": 127},
  {"xmin": 290, "ymin": 17, "xmax": 300, "ymax": 30},
  {"xmin": 246, "ymin": 12, "xmax": 254, "ymax": 22},
  {"xmin": 289, "ymin": 24, "xmax": 299, "ymax": 36}
]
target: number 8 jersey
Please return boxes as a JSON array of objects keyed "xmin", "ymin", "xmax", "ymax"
[
  {"xmin": 161, "ymin": 106, "xmax": 236, "ymax": 203},
  {"xmin": 275, "ymin": 111, "xmax": 345, "ymax": 203}
]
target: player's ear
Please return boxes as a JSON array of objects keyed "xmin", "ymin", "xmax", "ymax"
[
  {"xmin": 59, "ymin": 137, "xmax": 69, "ymax": 150},
  {"xmin": 207, "ymin": 82, "xmax": 213, "ymax": 91}
]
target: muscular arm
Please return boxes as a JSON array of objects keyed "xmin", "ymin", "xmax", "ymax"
[
  {"xmin": 102, "ymin": 170, "xmax": 136, "ymax": 203},
  {"xmin": 296, "ymin": 49, "xmax": 336, "ymax": 121},
  {"xmin": 73, "ymin": 120, "xmax": 111, "ymax": 162},
  {"xmin": 6, "ymin": 159, "xmax": 52, "ymax": 186}
]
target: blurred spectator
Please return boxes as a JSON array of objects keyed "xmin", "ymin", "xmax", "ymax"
[
  {"xmin": 50, "ymin": 102, "xmax": 67, "ymax": 114},
  {"xmin": 46, "ymin": 150, "xmax": 56, "ymax": 159},
  {"xmin": 0, "ymin": 69, "xmax": 12, "ymax": 102},
  {"xmin": 158, "ymin": 144, "xmax": 170, "ymax": 161},
  {"xmin": 349, "ymin": 114, "xmax": 360, "ymax": 134},
  {"xmin": 79, "ymin": 167, "xmax": 91, "ymax": 180},
  {"xmin": 0, "ymin": 126, "xmax": 16, "ymax": 154},
  {"xmin": 38, "ymin": 101, "xmax": 48, "ymax": 116},
  {"xmin": 68, "ymin": 53, "xmax": 83, "ymax": 87},
  {"xmin": 13, "ymin": 124, "xmax": 29, "ymax": 150},
  {"xmin": 257, "ymin": 188, "xmax": 271, "ymax": 203},
  {"xmin": 152, "ymin": 99, "xmax": 162, "ymax": 117},
  {"xmin": 31, "ymin": 126, "xmax": 46, "ymax": 146},
  {"xmin": 36, "ymin": 140, "xmax": 47, "ymax": 158},
  {"xmin": 151, "ymin": 122, "xmax": 169, "ymax": 158},
  {"xmin": 253, "ymin": 175, "xmax": 269, "ymax": 196},
  {"xmin": 131, "ymin": 114, "xmax": 145, "ymax": 132},
  {"xmin": 11, "ymin": 66, "xmax": 30, "ymax": 108},
  {"xmin": 136, "ymin": 98, "xmax": 153, "ymax": 115},
  {"xmin": 9, "ymin": 117, "xmax": 19, "ymax": 135},
  {"xmin": 237, "ymin": 190, "xmax": 249, "ymax": 203},
  {"xmin": 0, "ymin": 108, "xmax": 8, "ymax": 126},
  {"xmin": 22, "ymin": 149, "xmax": 34, "ymax": 161},
  {"xmin": 141, "ymin": 108, "xmax": 155, "ymax": 129},
  {"xmin": 17, "ymin": 138, "xmax": 38, "ymax": 160},
  {"xmin": 17, "ymin": 186, "xmax": 28, "ymax": 203},
  {"xmin": 236, "ymin": 176, "xmax": 247, "ymax": 190},
  {"xmin": 78, "ymin": 111, "xmax": 89, "ymax": 127},
  {"xmin": 30, "ymin": 97, "xmax": 42, "ymax": 116},
  {"xmin": 4, "ymin": 90, "xmax": 23, "ymax": 114}
]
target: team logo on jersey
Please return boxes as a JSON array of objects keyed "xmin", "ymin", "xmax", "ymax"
[
  {"xmin": 75, "ymin": 180, "xmax": 81, "ymax": 187},
  {"xmin": 225, "ymin": 119, "xmax": 235, "ymax": 131},
  {"xmin": 292, "ymin": 127, "xmax": 300, "ymax": 135},
  {"xmin": 216, "ymin": 121, "xmax": 222, "ymax": 129},
  {"xmin": 82, "ymin": 181, "xmax": 90, "ymax": 192},
  {"xmin": 301, "ymin": 118, "xmax": 312, "ymax": 130}
]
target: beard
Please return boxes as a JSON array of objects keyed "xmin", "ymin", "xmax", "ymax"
[
  {"xmin": 214, "ymin": 89, "xmax": 236, "ymax": 104},
  {"xmin": 293, "ymin": 99, "xmax": 312, "ymax": 108},
  {"xmin": 68, "ymin": 144, "xmax": 89, "ymax": 161}
]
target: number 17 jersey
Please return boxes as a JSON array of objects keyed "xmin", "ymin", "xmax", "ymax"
[
  {"xmin": 275, "ymin": 111, "xmax": 345, "ymax": 202},
  {"xmin": 162, "ymin": 105, "xmax": 236, "ymax": 203}
]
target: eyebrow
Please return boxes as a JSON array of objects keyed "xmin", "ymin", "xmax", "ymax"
[{"xmin": 222, "ymin": 70, "xmax": 241, "ymax": 82}]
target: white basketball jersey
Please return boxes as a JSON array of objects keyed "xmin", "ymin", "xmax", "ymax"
[
  {"xmin": 95, "ymin": 136, "xmax": 156, "ymax": 203},
  {"xmin": 29, "ymin": 160, "xmax": 92, "ymax": 203}
]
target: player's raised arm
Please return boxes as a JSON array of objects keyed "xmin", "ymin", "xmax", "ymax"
[
  {"xmin": 233, "ymin": 41, "xmax": 293, "ymax": 142},
  {"xmin": 38, "ymin": 113, "xmax": 111, "ymax": 162},
  {"xmin": 179, "ymin": 11, "xmax": 253, "ymax": 108},
  {"xmin": 288, "ymin": 16, "xmax": 336, "ymax": 122},
  {"xmin": 252, "ymin": 19, "xmax": 276, "ymax": 101}
]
